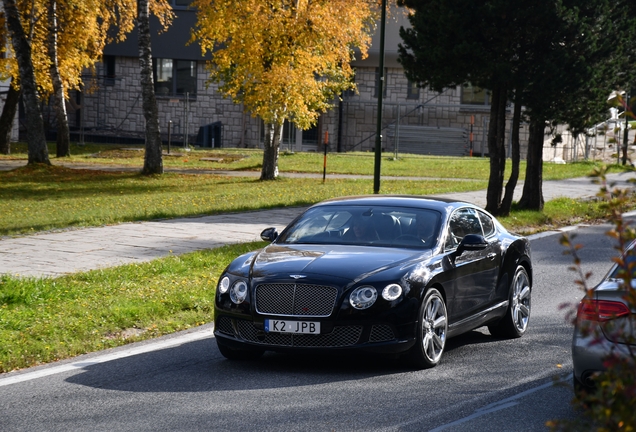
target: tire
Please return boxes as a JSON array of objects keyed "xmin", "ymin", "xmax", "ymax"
[
  {"xmin": 216, "ymin": 339, "xmax": 264, "ymax": 361},
  {"xmin": 488, "ymin": 265, "xmax": 531, "ymax": 338},
  {"xmin": 409, "ymin": 288, "xmax": 448, "ymax": 369},
  {"xmin": 573, "ymin": 374, "xmax": 594, "ymax": 399},
  {"xmin": 573, "ymin": 374, "xmax": 585, "ymax": 396}
]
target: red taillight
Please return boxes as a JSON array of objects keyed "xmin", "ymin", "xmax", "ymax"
[{"xmin": 577, "ymin": 299, "xmax": 631, "ymax": 322}]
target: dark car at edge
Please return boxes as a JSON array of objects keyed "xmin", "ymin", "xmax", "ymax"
[
  {"xmin": 572, "ymin": 239, "xmax": 636, "ymax": 391},
  {"xmin": 214, "ymin": 196, "xmax": 532, "ymax": 368}
]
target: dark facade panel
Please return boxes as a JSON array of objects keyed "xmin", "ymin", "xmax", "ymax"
[{"xmin": 104, "ymin": 10, "xmax": 210, "ymax": 61}]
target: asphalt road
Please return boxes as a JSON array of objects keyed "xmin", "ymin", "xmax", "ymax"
[{"xmin": 0, "ymin": 222, "xmax": 620, "ymax": 432}]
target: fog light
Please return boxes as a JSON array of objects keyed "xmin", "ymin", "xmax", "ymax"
[
  {"xmin": 382, "ymin": 284, "xmax": 402, "ymax": 301},
  {"xmin": 350, "ymin": 286, "xmax": 377, "ymax": 310},
  {"xmin": 218, "ymin": 277, "xmax": 230, "ymax": 294},
  {"xmin": 230, "ymin": 280, "xmax": 248, "ymax": 304}
]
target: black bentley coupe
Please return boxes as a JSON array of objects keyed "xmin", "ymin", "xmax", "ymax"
[{"xmin": 214, "ymin": 196, "xmax": 532, "ymax": 368}]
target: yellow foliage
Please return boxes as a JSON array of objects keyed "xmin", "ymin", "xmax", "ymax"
[
  {"xmin": 192, "ymin": 0, "xmax": 381, "ymax": 129},
  {"xmin": 3, "ymin": 0, "xmax": 173, "ymax": 98}
]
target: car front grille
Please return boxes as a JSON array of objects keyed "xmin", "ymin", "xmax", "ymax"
[
  {"xmin": 216, "ymin": 316, "xmax": 235, "ymax": 336},
  {"xmin": 235, "ymin": 319, "xmax": 362, "ymax": 348},
  {"xmin": 369, "ymin": 325, "xmax": 396, "ymax": 342},
  {"xmin": 255, "ymin": 283, "xmax": 338, "ymax": 317}
]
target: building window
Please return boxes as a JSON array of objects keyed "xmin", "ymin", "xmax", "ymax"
[
  {"xmin": 302, "ymin": 123, "xmax": 319, "ymax": 145},
  {"xmin": 407, "ymin": 80, "xmax": 419, "ymax": 100},
  {"xmin": 282, "ymin": 121, "xmax": 296, "ymax": 146},
  {"xmin": 103, "ymin": 55, "xmax": 116, "ymax": 86},
  {"xmin": 153, "ymin": 59, "xmax": 197, "ymax": 97},
  {"xmin": 374, "ymin": 67, "xmax": 387, "ymax": 98},
  {"xmin": 172, "ymin": 0, "xmax": 193, "ymax": 6},
  {"xmin": 461, "ymin": 83, "xmax": 490, "ymax": 105}
]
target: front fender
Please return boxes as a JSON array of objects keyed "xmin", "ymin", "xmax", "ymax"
[{"xmin": 500, "ymin": 237, "xmax": 532, "ymax": 291}]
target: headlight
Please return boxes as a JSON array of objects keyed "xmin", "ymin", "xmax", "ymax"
[
  {"xmin": 218, "ymin": 276, "xmax": 230, "ymax": 294},
  {"xmin": 230, "ymin": 280, "xmax": 248, "ymax": 304},
  {"xmin": 349, "ymin": 286, "xmax": 377, "ymax": 310},
  {"xmin": 382, "ymin": 284, "xmax": 402, "ymax": 301}
]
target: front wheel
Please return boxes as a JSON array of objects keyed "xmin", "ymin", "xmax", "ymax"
[
  {"xmin": 488, "ymin": 265, "xmax": 531, "ymax": 338},
  {"xmin": 409, "ymin": 288, "xmax": 448, "ymax": 369}
]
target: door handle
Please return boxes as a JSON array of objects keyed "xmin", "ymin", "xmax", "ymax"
[{"xmin": 487, "ymin": 253, "xmax": 497, "ymax": 260}]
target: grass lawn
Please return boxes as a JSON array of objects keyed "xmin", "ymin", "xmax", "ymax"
[
  {"xmin": 0, "ymin": 143, "xmax": 633, "ymax": 373},
  {"xmin": 0, "ymin": 164, "xmax": 488, "ymax": 236},
  {"xmin": 0, "ymin": 242, "xmax": 264, "ymax": 373},
  {"xmin": 0, "ymin": 141, "xmax": 608, "ymax": 180}
]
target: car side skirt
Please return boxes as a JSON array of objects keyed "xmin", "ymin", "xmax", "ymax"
[{"xmin": 447, "ymin": 300, "xmax": 509, "ymax": 337}]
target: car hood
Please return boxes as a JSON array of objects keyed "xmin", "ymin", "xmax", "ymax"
[{"xmin": 249, "ymin": 244, "xmax": 431, "ymax": 282}]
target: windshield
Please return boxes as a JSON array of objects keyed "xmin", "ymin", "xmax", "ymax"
[{"xmin": 276, "ymin": 205, "xmax": 442, "ymax": 248}]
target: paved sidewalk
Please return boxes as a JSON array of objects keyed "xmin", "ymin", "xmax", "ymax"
[{"xmin": 1, "ymin": 164, "xmax": 634, "ymax": 278}]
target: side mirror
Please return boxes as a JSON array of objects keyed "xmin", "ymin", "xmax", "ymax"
[
  {"xmin": 260, "ymin": 227, "xmax": 278, "ymax": 242},
  {"xmin": 456, "ymin": 234, "xmax": 488, "ymax": 255}
]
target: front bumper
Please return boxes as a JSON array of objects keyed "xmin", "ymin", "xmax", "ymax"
[{"xmin": 215, "ymin": 314, "xmax": 416, "ymax": 354}]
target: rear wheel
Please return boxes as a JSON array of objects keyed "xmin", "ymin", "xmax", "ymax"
[
  {"xmin": 216, "ymin": 339, "xmax": 264, "ymax": 361},
  {"xmin": 488, "ymin": 265, "xmax": 531, "ymax": 338},
  {"xmin": 409, "ymin": 288, "xmax": 448, "ymax": 369}
]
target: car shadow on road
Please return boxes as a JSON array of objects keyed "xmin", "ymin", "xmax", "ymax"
[{"xmin": 64, "ymin": 328, "xmax": 509, "ymax": 393}]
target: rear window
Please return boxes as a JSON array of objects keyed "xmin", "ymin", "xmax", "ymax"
[{"xmin": 610, "ymin": 251, "xmax": 636, "ymax": 279}]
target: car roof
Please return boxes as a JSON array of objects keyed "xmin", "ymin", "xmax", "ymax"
[{"xmin": 311, "ymin": 195, "xmax": 476, "ymax": 212}]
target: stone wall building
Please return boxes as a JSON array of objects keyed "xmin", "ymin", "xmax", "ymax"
[{"xmin": 35, "ymin": 4, "xmax": 538, "ymax": 159}]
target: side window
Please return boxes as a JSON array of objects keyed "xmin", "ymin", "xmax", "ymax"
[
  {"xmin": 445, "ymin": 208, "xmax": 483, "ymax": 250},
  {"xmin": 477, "ymin": 210, "xmax": 495, "ymax": 237}
]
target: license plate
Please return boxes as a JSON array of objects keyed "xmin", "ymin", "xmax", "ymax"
[{"xmin": 264, "ymin": 319, "xmax": 320, "ymax": 334}]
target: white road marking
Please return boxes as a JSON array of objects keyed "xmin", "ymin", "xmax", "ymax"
[
  {"xmin": 372, "ymin": 367, "xmax": 573, "ymax": 432},
  {"xmin": 0, "ymin": 327, "xmax": 215, "ymax": 387},
  {"xmin": 427, "ymin": 375, "xmax": 571, "ymax": 432}
]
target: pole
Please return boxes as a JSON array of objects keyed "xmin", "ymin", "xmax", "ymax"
[
  {"xmin": 167, "ymin": 120, "xmax": 172, "ymax": 154},
  {"xmin": 373, "ymin": 0, "xmax": 387, "ymax": 194},
  {"xmin": 623, "ymin": 91, "xmax": 630, "ymax": 165},
  {"xmin": 469, "ymin": 115, "xmax": 474, "ymax": 157},
  {"xmin": 183, "ymin": 92, "xmax": 189, "ymax": 150},
  {"xmin": 323, "ymin": 130, "xmax": 329, "ymax": 183},
  {"xmin": 78, "ymin": 89, "xmax": 84, "ymax": 146},
  {"xmin": 395, "ymin": 103, "xmax": 400, "ymax": 160},
  {"xmin": 337, "ymin": 97, "xmax": 343, "ymax": 153}
]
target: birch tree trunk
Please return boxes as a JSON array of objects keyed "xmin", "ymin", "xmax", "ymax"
[
  {"xmin": 3, "ymin": 0, "xmax": 50, "ymax": 165},
  {"xmin": 137, "ymin": 0, "xmax": 163, "ymax": 175},
  {"xmin": 260, "ymin": 121, "xmax": 283, "ymax": 180},
  {"xmin": 0, "ymin": 79, "xmax": 20, "ymax": 155},
  {"xmin": 47, "ymin": 0, "xmax": 70, "ymax": 157},
  {"xmin": 500, "ymin": 99, "xmax": 522, "ymax": 216}
]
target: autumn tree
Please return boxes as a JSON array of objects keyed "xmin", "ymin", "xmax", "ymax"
[
  {"xmin": 0, "ymin": 79, "xmax": 19, "ymax": 155},
  {"xmin": 46, "ymin": 0, "xmax": 70, "ymax": 157},
  {"xmin": 36, "ymin": 0, "xmax": 136, "ymax": 158},
  {"xmin": 1, "ymin": 0, "xmax": 172, "ymax": 168},
  {"xmin": 137, "ymin": 0, "xmax": 164, "ymax": 175},
  {"xmin": 192, "ymin": 0, "xmax": 378, "ymax": 180},
  {"xmin": 2, "ymin": 0, "xmax": 49, "ymax": 165},
  {"xmin": 0, "ymin": 15, "xmax": 18, "ymax": 156},
  {"xmin": 37, "ymin": 0, "xmax": 171, "ymax": 168}
]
